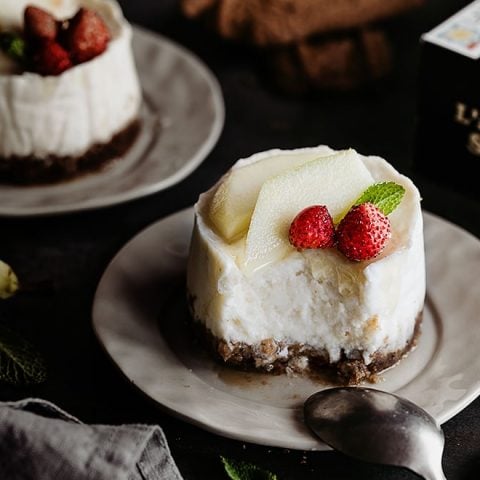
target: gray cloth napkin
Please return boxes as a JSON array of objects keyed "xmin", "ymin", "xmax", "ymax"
[{"xmin": 0, "ymin": 398, "xmax": 183, "ymax": 480}]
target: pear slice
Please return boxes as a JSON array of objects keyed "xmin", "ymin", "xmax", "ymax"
[
  {"xmin": 244, "ymin": 149, "xmax": 374, "ymax": 273},
  {"xmin": 208, "ymin": 147, "xmax": 333, "ymax": 242}
]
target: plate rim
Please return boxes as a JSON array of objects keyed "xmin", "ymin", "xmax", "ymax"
[
  {"xmin": 0, "ymin": 28, "xmax": 224, "ymax": 217},
  {"xmin": 92, "ymin": 207, "xmax": 480, "ymax": 450}
]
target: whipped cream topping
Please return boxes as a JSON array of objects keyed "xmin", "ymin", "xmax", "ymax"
[
  {"xmin": 0, "ymin": 0, "xmax": 141, "ymax": 158},
  {"xmin": 187, "ymin": 147, "xmax": 426, "ymax": 364}
]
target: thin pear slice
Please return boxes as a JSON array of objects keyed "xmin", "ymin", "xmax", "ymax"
[
  {"xmin": 244, "ymin": 149, "xmax": 374, "ymax": 273},
  {"xmin": 209, "ymin": 147, "xmax": 333, "ymax": 242}
]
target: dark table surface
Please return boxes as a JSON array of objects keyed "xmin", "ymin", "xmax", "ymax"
[{"xmin": 1, "ymin": 0, "xmax": 480, "ymax": 479}]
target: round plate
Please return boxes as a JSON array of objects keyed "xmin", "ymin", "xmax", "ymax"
[
  {"xmin": 92, "ymin": 208, "xmax": 480, "ymax": 450},
  {"xmin": 0, "ymin": 28, "xmax": 224, "ymax": 216}
]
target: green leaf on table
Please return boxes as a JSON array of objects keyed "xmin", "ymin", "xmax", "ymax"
[
  {"xmin": 0, "ymin": 259, "xmax": 19, "ymax": 299},
  {"xmin": 221, "ymin": 457, "xmax": 278, "ymax": 480},
  {"xmin": 354, "ymin": 181, "xmax": 405, "ymax": 216},
  {"xmin": 0, "ymin": 324, "xmax": 47, "ymax": 386}
]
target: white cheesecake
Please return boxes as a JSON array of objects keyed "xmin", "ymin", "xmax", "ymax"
[
  {"xmin": 187, "ymin": 146, "xmax": 425, "ymax": 384},
  {"xmin": 0, "ymin": 0, "xmax": 141, "ymax": 183}
]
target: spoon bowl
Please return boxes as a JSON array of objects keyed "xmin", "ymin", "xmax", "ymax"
[{"xmin": 304, "ymin": 387, "xmax": 446, "ymax": 480}]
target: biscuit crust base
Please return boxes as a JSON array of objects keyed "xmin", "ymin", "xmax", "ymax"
[
  {"xmin": 192, "ymin": 307, "xmax": 423, "ymax": 385},
  {"xmin": 0, "ymin": 119, "xmax": 140, "ymax": 185}
]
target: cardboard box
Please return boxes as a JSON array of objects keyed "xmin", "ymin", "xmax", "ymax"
[{"xmin": 415, "ymin": 1, "xmax": 480, "ymax": 196}]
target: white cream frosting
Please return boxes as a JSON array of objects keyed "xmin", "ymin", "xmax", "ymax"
[
  {"xmin": 0, "ymin": 0, "xmax": 141, "ymax": 159},
  {"xmin": 187, "ymin": 146, "xmax": 426, "ymax": 364}
]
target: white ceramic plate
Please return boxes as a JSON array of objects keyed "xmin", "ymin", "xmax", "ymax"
[
  {"xmin": 0, "ymin": 28, "xmax": 224, "ymax": 216},
  {"xmin": 92, "ymin": 208, "xmax": 480, "ymax": 450}
]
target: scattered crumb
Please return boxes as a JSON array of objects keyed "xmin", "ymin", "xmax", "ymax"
[{"xmin": 364, "ymin": 315, "xmax": 379, "ymax": 335}]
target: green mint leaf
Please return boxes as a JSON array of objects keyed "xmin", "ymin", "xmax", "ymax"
[
  {"xmin": 0, "ymin": 324, "xmax": 47, "ymax": 386},
  {"xmin": 221, "ymin": 457, "xmax": 278, "ymax": 480},
  {"xmin": 0, "ymin": 259, "xmax": 19, "ymax": 300},
  {"xmin": 0, "ymin": 32, "xmax": 26, "ymax": 63},
  {"xmin": 354, "ymin": 181, "xmax": 405, "ymax": 215}
]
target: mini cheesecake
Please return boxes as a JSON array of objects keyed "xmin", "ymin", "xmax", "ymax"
[
  {"xmin": 0, "ymin": 0, "xmax": 141, "ymax": 183},
  {"xmin": 187, "ymin": 146, "xmax": 425, "ymax": 384}
]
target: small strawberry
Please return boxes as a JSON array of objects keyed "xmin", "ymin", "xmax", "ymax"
[
  {"xmin": 32, "ymin": 41, "xmax": 72, "ymax": 76},
  {"xmin": 24, "ymin": 6, "xmax": 58, "ymax": 41},
  {"xmin": 289, "ymin": 205, "xmax": 335, "ymax": 250},
  {"xmin": 336, "ymin": 202, "xmax": 391, "ymax": 261},
  {"xmin": 65, "ymin": 8, "xmax": 110, "ymax": 64}
]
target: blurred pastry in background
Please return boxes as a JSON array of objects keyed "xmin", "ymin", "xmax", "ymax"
[
  {"xmin": 271, "ymin": 28, "xmax": 391, "ymax": 92},
  {"xmin": 181, "ymin": 0, "xmax": 424, "ymax": 91}
]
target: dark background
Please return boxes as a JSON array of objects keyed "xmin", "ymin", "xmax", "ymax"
[{"xmin": 1, "ymin": 0, "xmax": 480, "ymax": 478}]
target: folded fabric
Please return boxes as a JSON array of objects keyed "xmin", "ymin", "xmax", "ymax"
[{"xmin": 0, "ymin": 398, "xmax": 183, "ymax": 480}]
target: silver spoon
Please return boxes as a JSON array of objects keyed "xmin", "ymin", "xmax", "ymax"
[{"xmin": 304, "ymin": 387, "xmax": 446, "ymax": 480}]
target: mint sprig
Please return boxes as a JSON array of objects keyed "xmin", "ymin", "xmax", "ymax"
[
  {"xmin": 354, "ymin": 181, "xmax": 405, "ymax": 216},
  {"xmin": 221, "ymin": 457, "xmax": 278, "ymax": 480},
  {"xmin": 0, "ymin": 324, "xmax": 47, "ymax": 385},
  {"xmin": 0, "ymin": 32, "xmax": 26, "ymax": 63},
  {"xmin": 0, "ymin": 260, "xmax": 47, "ymax": 386}
]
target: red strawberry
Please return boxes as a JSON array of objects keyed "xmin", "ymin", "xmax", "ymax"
[
  {"xmin": 289, "ymin": 205, "xmax": 335, "ymax": 250},
  {"xmin": 65, "ymin": 8, "xmax": 110, "ymax": 64},
  {"xmin": 32, "ymin": 41, "xmax": 72, "ymax": 76},
  {"xmin": 24, "ymin": 6, "xmax": 58, "ymax": 41},
  {"xmin": 336, "ymin": 202, "xmax": 391, "ymax": 261}
]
